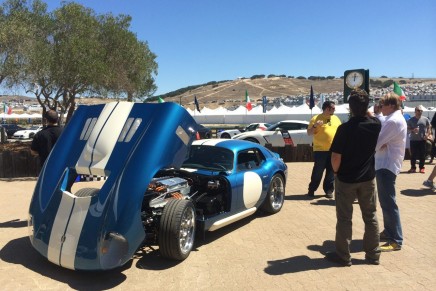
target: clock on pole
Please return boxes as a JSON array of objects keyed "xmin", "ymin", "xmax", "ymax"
[{"xmin": 343, "ymin": 69, "xmax": 369, "ymax": 103}]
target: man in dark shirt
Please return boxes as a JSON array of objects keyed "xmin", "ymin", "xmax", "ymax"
[
  {"xmin": 31, "ymin": 110, "xmax": 63, "ymax": 167},
  {"xmin": 325, "ymin": 89, "xmax": 382, "ymax": 267}
]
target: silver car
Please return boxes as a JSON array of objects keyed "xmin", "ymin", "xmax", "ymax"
[{"xmin": 232, "ymin": 120, "xmax": 312, "ymax": 147}]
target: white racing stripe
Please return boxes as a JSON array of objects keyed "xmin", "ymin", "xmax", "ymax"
[
  {"xmin": 76, "ymin": 102, "xmax": 134, "ymax": 176},
  {"xmin": 47, "ymin": 191, "xmax": 92, "ymax": 270}
]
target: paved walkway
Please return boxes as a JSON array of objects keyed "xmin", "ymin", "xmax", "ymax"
[{"xmin": 1, "ymin": 162, "xmax": 435, "ymax": 290}]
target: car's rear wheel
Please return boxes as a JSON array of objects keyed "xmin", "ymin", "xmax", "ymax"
[
  {"xmin": 221, "ymin": 133, "xmax": 231, "ymax": 139},
  {"xmin": 245, "ymin": 137, "xmax": 259, "ymax": 143},
  {"xmin": 159, "ymin": 199, "xmax": 196, "ymax": 260},
  {"xmin": 260, "ymin": 174, "xmax": 285, "ymax": 214}
]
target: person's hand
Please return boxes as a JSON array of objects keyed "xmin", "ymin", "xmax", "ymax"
[
  {"xmin": 413, "ymin": 128, "xmax": 419, "ymax": 134},
  {"xmin": 314, "ymin": 120, "xmax": 323, "ymax": 128}
]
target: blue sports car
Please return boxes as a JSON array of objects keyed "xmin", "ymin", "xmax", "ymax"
[{"xmin": 28, "ymin": 102, "xmax": 287, "ymax": 271}]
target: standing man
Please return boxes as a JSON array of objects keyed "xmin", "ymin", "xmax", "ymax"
[
  {"xmin": 31, "ymin": 110, "xmax": 63, "ymax": 167},
  {"xmin": 407, "ymin": 105, "xmax": 430, "ymax": 173},
  {"xmin": 375, "ymin": 93, "xmax": 407, "ymax": 252},
  {"xmin": 307, "ymin": 100, "xmax": 341, "ymax": 198},
  {"xmin": 325, "ymin": 89, "xmax": 382, "ymax": 266}
]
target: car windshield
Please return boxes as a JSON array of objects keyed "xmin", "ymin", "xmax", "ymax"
[
  {"xmin": 182, "ymin": 145, "xmax": 234, "ymax": 171},
  {"xmin": 29, "ymin": 126, "xmax": 40, "ymax": 130}
]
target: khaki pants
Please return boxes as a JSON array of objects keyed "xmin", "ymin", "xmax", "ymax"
[{"xmin": 334, "ymin": 178, "xmax": 380, "ymax": 261}]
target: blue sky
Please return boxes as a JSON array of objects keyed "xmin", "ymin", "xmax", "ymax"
[{"xmin": 4, "ymin": 0, "xmax": 436, "ymax": 96}]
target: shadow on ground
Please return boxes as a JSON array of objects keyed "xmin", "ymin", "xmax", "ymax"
[
  {"xmin": 401, "ymin": 188, "xmax": 435, "ymax": 197},
  {"xmin": 0, "ymin": 219, "xmax": 27, "ymax": 228},
  {"xmin": 0, "ymin": 236, "xmax": 128, "ymax": 290},
  {"xmin": 285, "ymin": 194, "xmax": 335, "ymax": 206},
  {"xmin": 135, "ymin": 214, "xmax": 257, "ymax": 270},
  {"xmin": 265, "ymin": 239, "xmax": 368, "ymax": 275}
]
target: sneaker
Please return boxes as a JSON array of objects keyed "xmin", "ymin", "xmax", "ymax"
[
  {"xmin": 423, "ymin": 180, "xmax": 436, "ymax": 190},
  {"xmin": 380, "ymin": 241, "xmax": 401, "ymax": 252},
  {"xmin": 407, "ymin": 168, "xmax": 416, "ymax": 173},
  {"xmin": 365, "ymin": 256, "xmax": 380, "ymax": 265},
  {"xmin": 420, "ymin": 168, "xmax": 425, "ymax": 174},
  {"xmin": 307, "ymin": 190, "xmax": 315, "ymax": 197},
  {"xmin": 325, "ymin": 190, "xmax": 333, "ymax": 199},
  {"xmin": 324, "ymin": 251, "xmax": 352, "ymax": 267}
]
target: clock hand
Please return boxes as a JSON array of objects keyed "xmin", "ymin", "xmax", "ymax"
[{"xmin": 353, "ymin": 73, "xmax": 356, "ymax": 81}]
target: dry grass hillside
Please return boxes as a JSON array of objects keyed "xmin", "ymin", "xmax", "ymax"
[
  {"xmin": 2, "ymin": 77, "xmax": 435, "ymax": 110},
  {"xmin": 163, "ymin": 77, "xmax": 436, "ymax": 110}
]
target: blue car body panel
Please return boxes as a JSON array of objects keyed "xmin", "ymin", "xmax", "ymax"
[
  {"xmin": 182, "ymin": 139, "xmax": 287, "ymax": 231},
  {"xmin": 28, "ymin": 102, "xmax": 198, "ymax": 270}
]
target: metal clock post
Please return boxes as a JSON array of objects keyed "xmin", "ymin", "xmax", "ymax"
[{"xmin": 343, "ymin": 69, "xmax": 369, "ymax": 103}]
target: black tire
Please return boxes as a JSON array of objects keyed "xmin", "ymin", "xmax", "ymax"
[
  {"xmin": 221, "ymin": 133, "xmax": 231, "ymax": 139},
  {"xmin": 260, "ymin": 174, "xmax": 285, "ymax": 214},
  {"xmin": 245, "ymin": 137, "xmax": 259, "ymax": 144},
  {"xmin": 159, "ymin": 199, "xmax": 196, "ymax": 260}
]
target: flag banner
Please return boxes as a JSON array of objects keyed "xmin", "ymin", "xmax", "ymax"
[
  {"xmin": 194, "ymin": 96, "xmax": 201, "ymax": 113},
  {"xmin": 158, "ymin": 97, "xmax": 165, "ymax": 103},
  {"xmin": 393, "ymin": 82, "xmax": 407, "ymax": 101},
  {"xmin": 245, "ymin": 90, "xmax": 252, "ymax": 111},
  {"xmin": 3, "ymin": 103, "xmax": 12, "ymax": 115},
  {"xmin": 309, "ymin": 85, "xmax": 315, "ymax": 109}
]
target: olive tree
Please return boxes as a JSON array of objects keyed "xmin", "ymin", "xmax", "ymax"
[{"xmin": 1, "ymin": 0, "xmax": 158, "ymax": 124}]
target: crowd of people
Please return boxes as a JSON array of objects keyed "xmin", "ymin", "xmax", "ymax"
[{"xmin": 307, "ymin": 88, "xmax": 435, "ymax": 267}]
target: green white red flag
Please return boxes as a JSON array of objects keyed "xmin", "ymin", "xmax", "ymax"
[
  {"xmin": 3, "ymin": 103, "xmax": 12, "ymax": 114},
  {"xmin": 393, "ymin": 82, "xmax": 407, "ymax": 101},
  {"xmin": 245, "ymin": 90, "xmax": 252, "ymax": 111}
]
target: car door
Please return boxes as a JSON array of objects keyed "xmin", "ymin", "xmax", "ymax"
[
  {"xmin": 233, "ymin": 148, "xmax": 269, "ymax": 211},
  {"xmin": 268, "ymin": 122, "xmax": 310, "ymax": 146}
]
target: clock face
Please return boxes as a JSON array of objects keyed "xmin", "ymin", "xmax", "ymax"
[{"xmin": 345, "ymin": 71, "xmax": 364, "ymax": 88}]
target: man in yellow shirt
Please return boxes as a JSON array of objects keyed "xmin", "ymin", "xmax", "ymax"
[{"xmin": 307, "ymin": 101, "xmax": 341, "ymax": 198}]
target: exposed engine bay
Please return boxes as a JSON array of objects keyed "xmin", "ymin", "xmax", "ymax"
[{"xmin": 141, "ymin": 169, "xmax": 230, "ymax": 244}]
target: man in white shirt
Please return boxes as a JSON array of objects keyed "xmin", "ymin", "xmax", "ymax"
[{"xmin": 375, "ymin": 92, "xmax": 407, "ymax": 252}]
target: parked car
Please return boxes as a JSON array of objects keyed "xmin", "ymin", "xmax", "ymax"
[
  {"xmin": 1, "ymin": 124, "xmax": 25, "ymax": 138},
  {"xmin": 218, "ymin": 122, "xmax": 271, "ymax": 139},
  {"xmin": 12, "ymin": 125, "xmax": 42, "ymax": 139},
  {"xmin": 28, "ymin": 102, "xmax": 287, "ymax": 271},
  {"xmin": 232, "ymin": 120, "xmax": 312, "ymax": 147}
]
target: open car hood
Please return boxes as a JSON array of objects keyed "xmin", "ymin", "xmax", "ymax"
[{"xmin": 28, "ymin": 102, "xmax": 199, "ymax": 270}]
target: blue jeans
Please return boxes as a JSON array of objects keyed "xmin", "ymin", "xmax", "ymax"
[
  {"xmin": 308, "ymin": 151, "xmax": 334, "ymax": 193},
  {"xmin": 376, "ymin": 169, "xmax": 403, "ymax": 245}
]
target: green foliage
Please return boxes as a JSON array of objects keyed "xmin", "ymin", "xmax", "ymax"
[
  {"xmin": 370, "ymin": 79, "xmax": 383, "ymax": 88},
  {"xmin": 296, "ymin": 76, "xmax": 306, "ymax": 79},
  {"xmin": 250, "ymin": 74, "xmax": 265, "ymax": 80},
  {"xmin": 0, "ymin": 0, "xmax": 158, "ymax": 123},
  {"xmin": 307, "ymin": 76, "xmax": 324, "ymax": 80}
]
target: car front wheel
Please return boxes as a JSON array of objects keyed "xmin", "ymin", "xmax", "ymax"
[
  {"xmin": 159, "ymin": 199, "xmax": 196, "ymax": 260},
  {"xmin": 260, "ymin": 174, "xmax": 285, "ymax": 214},
  {"xmin": 220, "ymin": 133, "xmax": 231, "ymax": 139}
]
